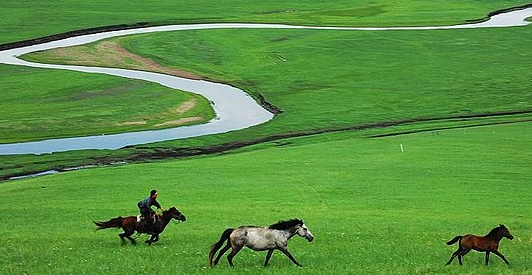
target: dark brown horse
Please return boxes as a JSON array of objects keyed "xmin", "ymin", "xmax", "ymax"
[
  {"xmin": 94, "ymin": 206, "xmax": 186, "ymax": 245},
  {"xmin": 446, "ymin": 224, "xmax": 514, "ymax": 266}
]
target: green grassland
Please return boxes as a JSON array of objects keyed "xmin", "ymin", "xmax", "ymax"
[
  {"xmin": 2, "ymin": 1, "xmax": 532, "ymax": 177},
  {"xmin": 118, "ymin": 26, "xmax": 532, "ymax": 131},
  {"xmin": 1, "ymin": 0, "xmax": 530, "ymax": 45},
  {"xmin": 6, "ymin": 20, "xmax": 532, "ymax": 178},
  {"xmin": 0, "ymin": 64, "xmax": 214, "ymax": 143},
  {"xmin": 24, "ymin": 24, "xmax": 532, "ymax": 142},
  {"xmin": 1, "ymin": 122, "xmax": 531, "ymax": 274},
  {"xmin": 2, "ymin": 3, "xmax": 532, "ymax": 273}
]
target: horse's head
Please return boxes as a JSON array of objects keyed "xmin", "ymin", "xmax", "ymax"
[
  {"xmin": 296, "ymin": 221, "xmax": 314, "ymax": 242},
  {"xmin": 166, "ymin": 207, "xmax": 186, "ymax": 222},
  {"xmin": 499, "ymin": 224, "xmax": 514, "ymax": 240}
]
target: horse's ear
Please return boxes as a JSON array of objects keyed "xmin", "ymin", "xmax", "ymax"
[{"xmin": 500, "ymin": 224, "xmax": 505, "ymax": 228}]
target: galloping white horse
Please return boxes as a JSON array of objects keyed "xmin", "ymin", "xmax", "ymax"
[{"xmin": 209, "ymin": 219, "xmax": 314, "ymax": 267}]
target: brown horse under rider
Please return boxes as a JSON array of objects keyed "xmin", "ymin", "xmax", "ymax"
[
  {"xmin": 137, "ymin": 189, "xmax": 164, "ymax": 232},
  {"xmin": 94, "ymin": 206, "xmax": 186, "ymax": 245}
]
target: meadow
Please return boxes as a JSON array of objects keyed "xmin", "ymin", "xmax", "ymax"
[
  {"xmin": 1, "ymin": 122, "xmax": 531, "ymax": 274},
  {"xmin": 1, "ymin": 1, "xmax": 532, "ymax": 274},
  {"xmin": 0, "ymin": 64, "xmax": 214, "ymax": 143},
  {"xmin": 27, "ymin": 24, "xmax": 532, "ymax": 136},
  {"xmin": 1, "ymin": 1, "xmax": 531, "ymax": 172},
  {"xmin": 10, "ymin": 13, "xmax": 532, "ymax": 178}
]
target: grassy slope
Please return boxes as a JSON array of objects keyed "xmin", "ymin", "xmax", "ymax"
[
  {"xmin": 0, "ymin": 64, "xmax": 214, "ymax": 143},
  {"xmin": 1, "ymin": 1, "xmax": 530, "ymax": 45},
  {"xmin": 92, "ymin": 26, "xmax": 532, "ymax": 138},
  {"xmin": 25, "ymin": 24, "xmax": 532, "ymax": 139},
  {"xmin": 8, "ymin": 20, "xmax": 532, "ymax": 178},
  {"xmin": 1, "ymin": 122, "xmax": 531, "ymax": 274},
  {"xmin": 2, "ymin": 2, "xmax": 532, "ymax": 175}
]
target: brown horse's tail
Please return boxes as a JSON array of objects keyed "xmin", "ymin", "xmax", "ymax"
[
  {"xmin": 209, "ymin": 228, "xmax": 233, "ymax": 267},
  {"xmin": 446, "ymin": 235, "xmax": 463, "ymax": 245},
  {"xmin": 93, "ymin": 216, "xmax": 123, "ymax": 230}
]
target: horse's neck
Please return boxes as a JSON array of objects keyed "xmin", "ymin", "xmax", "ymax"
[
  {"xmin": 155, "ymin": 213, "xmax": 172, "ymax": 231},
  {"xmin": 281, "ymin": 228, "xmax": 298, "ymax": 240},
  {"xmin": 162, "ymin": 214, "xmax": 173, "ymax": 225},
  {"xmin": 486, "ymin": 230, "xmax": 503, "ymax": 241}
]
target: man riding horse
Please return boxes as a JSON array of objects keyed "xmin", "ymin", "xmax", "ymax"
[{"xmin": 137, "ymin": 189, "xmax": 164, "ymax": 232}]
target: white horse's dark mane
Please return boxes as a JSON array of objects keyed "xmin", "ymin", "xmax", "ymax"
[{"xmin": 268, "ymin": 219, "xmax": 303, "ymax": 230}]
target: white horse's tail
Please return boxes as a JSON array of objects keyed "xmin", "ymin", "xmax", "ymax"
[{"xmin": 209, "ymin": 228, "xmax": 233, "ymax": 267}]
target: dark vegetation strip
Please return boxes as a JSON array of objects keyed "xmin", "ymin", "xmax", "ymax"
[
  {"xmin": 0, "ymin": 22, "xmax": 151, "ymax": 51},
  {"xmin": 488, "ymin": 2, "xmax": 532, "ymax": 16},
  {"xmin": 2, "ymin": 3, "xmax": 532, "ymax": 51},
  {"xmin": 126, "ymin": 109, "xmax": 532, "ymax": 158},
  {"xmin": 465, "ymin": 3, "xmax": 532, "ymax": 22},
  {"xmin": 2, "ymin": 109, "xmax": 532, "ymax": 182},
  {"xmin": 257, "ymin": 93, "xmax": 283, "ymax": 115},
  {"xmin": 369, "ymin": 119, "xmax": 532, "ymax": 138}
]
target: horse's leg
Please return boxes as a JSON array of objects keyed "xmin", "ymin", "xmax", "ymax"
[
  {"xmin": 146, "ymin": 234, "xmax": 158, "ymax": 245},
  {"xmin": 278, "ymin": 247, "xmax": 302, "ymax": 267},
  {"xmin": 124, "ymin": 222, "xmax": 138, "ymax": 245},
  {"xmin": 213, "ymin": 241, "xmax": 231, "ymax": 266},
  {"xmin": 119, "ymin": 232, "xmax": 127, "ymax": 245},
  {"xmin": 458, "ymin": 249, "xmax": 470, "ymax": 266},
  {"xmin": 264, "ymin": 249, "xmax": 274, "ymax": 267},
  {"xmin": 485, "ymin": 251, "xmax": 490, "ymax": 266},
  {"xmin": 226, "ymin": 244, "xmax": 243, "ymax": 267},
  {"xmin": 145, "ymin": 234, "xmax": 158, "ymax": 245},
  {"xmin": 492, "ymin": 250, "xmax": 510, "ymax": 265},
  {"xmin": 120, "ymin": 230, "xmax": 137, "ymax": 245},
  {"xmin": 446, "ymin": 249, "xmax": 460, "ymax": 265},
  {"xmin": 125, "ymin": 230, "xmax": 137, "ymax": 245}
]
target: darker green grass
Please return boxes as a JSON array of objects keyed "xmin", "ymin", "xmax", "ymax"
[
  {"xmin": 0, "ymin": 64, "xmax": 214, "ymax": 143},
  {"xmin": 25, "ymin": 24, "xmax": 532, "ymax": 146},
  {"xmin": 112, "ymin": 26, "xmax": 532, "ymax": 140},
  {"xmin": 1, "ymin": 1, "xmax": 530, "ymax": 45}
]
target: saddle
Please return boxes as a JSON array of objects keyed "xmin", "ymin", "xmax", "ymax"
[{"xmin": 136, "ymin": 214, "xmax": 160, "ymax": 223}]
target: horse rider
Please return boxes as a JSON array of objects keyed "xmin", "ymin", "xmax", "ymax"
[{"xmin": 137, "ymin": 189, "xmax": 164, "ymax": 232}]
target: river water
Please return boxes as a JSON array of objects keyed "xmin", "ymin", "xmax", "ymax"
[{"xmin": 0, "ymin": 7, "xmax": 531, "ymax": 155}]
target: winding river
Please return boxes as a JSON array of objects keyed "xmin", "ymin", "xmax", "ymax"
[{"xmin": 1, "ymin": 7, "xmax": 531, "ymax": 155}]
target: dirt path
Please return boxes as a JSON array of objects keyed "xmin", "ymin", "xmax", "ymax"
[{"xmin": 38, "ymin": 39, "xmax": 204, "ymax": 80}]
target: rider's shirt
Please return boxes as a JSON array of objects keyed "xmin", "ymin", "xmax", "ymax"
[{"xmin": 138, "ymin": 196, "xmax": 161, "ymax": 213}]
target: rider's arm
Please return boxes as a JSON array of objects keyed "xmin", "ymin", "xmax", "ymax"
[{"xmin": 152, "ymin": 198, "xmax": 162, "ymax": 210}]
